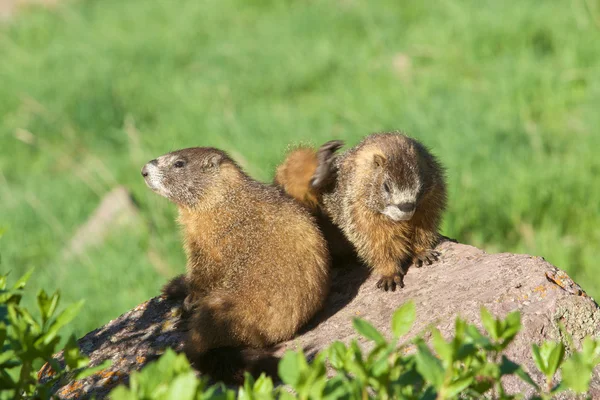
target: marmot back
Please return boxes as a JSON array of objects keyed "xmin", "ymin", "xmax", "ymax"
[
  {"xmin": 142, "ymin": 147, "xmax": 330, "ymax": 382},
  {"xmin": 275, "ymin": 132, "xmax": 447, "ymax": 291}
]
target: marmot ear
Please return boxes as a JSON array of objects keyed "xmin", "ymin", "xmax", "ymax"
[
  {"xmin": 206, "ymin": 153, "xmax": 223, "ymax": 168},
  {"xmin": 373, "ymin": 153, "xmax": 387, "ymax": 168}
]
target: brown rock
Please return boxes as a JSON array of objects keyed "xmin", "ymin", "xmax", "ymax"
[{"xmin": 39, "ymin": 240, "xmax": 600, "ymax": 398}]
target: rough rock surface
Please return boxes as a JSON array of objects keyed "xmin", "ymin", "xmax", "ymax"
[{"xmin": 39, "ymin": 240, "xmax": 600, "ymax": 398}]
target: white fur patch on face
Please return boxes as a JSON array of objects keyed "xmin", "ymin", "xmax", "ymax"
[
  {"xmin": 390, "ymin": 186, "xmax": 418, "ymax": 205},
  {"xmin": 382, "ymin": 205, "xmax": 414, "ymax": 222},
  {"xmin": 381, "ymin": 184, "xmax": 418, "ymax": 221},
  {"xmin": 143, "ymin": 162, "xmax": 170, "ymax": 198}
]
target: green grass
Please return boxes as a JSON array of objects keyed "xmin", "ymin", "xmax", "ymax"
[{"xmin": 1, "ymin": 0, "xmax": 599, "ymax": 338}]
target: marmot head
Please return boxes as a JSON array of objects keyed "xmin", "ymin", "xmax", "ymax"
[
  {"xmin": 142, "ymin": 147, "xmax": 233, "ymax": 207},
  {"xmin": 362, "ymin": 139, "xmax": 428, "ymax": 222}
]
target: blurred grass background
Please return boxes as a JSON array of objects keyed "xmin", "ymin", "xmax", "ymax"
[{"xmin": 1, "ymin": 0, "xmax": 599, "ymax": 338}]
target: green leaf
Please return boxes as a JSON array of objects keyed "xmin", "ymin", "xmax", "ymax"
[
  {"xmin": 391, "ymin": 300, "xmax": 416, "ymax": 338},
  {"xmin": 278, "ymin": 351, "xmax": 302, "ymax": 386},
  {"xmin": 241, "ymin": 371, "xmax": 254, "ymax": 397},
  {"xmin": 444, "ymin": 376, "xmax": 473, "ymax": 397},
  {"xmin": 431, "ymin": 328, "xmax": 453, "ymax": 365},
  {"xmin": 37, "ymin": 290, "xmax": 60, "ymax": 327},
  {"xmin": 322, "ymin": 376, "xmax": 350, "ymax": 400},
  {"xmin": 454, "ymin": 318, "xmax": 467, "ymax": 339},
  {"xmin": 17, "ymin": 306, "xmax": 41, "ymax": 334},
  {"xmin": 480, "ymin": 307, "xmax": 498, "ymax": 340},
  {"xmin": 581, "ymin": 336, "xmax": 600, "ymax": 362},
  {"xmin": 561, "ymin": 353, "xmax": 593, "ymax": 393},
  {"xmin": 352, "ymin": 317, "xmax": 386, "ymax": 345},
  {"xmin": 370, "ymin": 355, "xmax": 389, "ymax": 377},
  {"xmin": 546, "ymin": 342, "xmax": 565, "ymax": 378},
  {"xmin": 12, "ymin": 269, "xmax": 33, "ymax": 291},
  {"xmin": 345, "ymin": 341, "xmax": 367, "ymax": 381},
  {"xmin": 515, "ymin": 366, "xmax": 540, "ymax": 390},
  {"xmin": 0, "ymin": 349, "xmax": 18, "ymax": 367},
  {"xmin": 465, "ymin": 325, "xmax": 492, "ymax": 349},
  {"xmin": 108, "ymin": 386, "xmax": 132, "ymax": 400},
  {"xmin": 414, "ymin": 340, "xmax": 445, "ymax": 389},
  {"xmin": 41, "ymin": 300, "xmax": 84, "ymax": 345},
  {"xmin": 171, "ymin": 350, "xmax": 193, "ymax": 374},
  {"xmin": 531, "ymin": 341, "xmax": 563, "ymax": 379},
  {"xmin": 328, "ymin": 341, "xmax": 346, "ymax": 370},
  {"xmin": 63, "ymin": 335, "xmax": 88, "ymax": 370},
  {"xmin": 455, "ymin": 343, "xmax": 477, "ymax": 361},
  {"xmin": 531, "ymin": 343, "xmax": 546, "ymax": 375},
  {"xmin": 165, "ymin": 372, "xmax": 198, "ymax": 400},
  {"xmin": 500, "ymin": 311, "xmax": 521, "ymax": 342},
  {"xmin": 253, "ymin": 373, "xmax": 274, "ymax": 394},
  {"xmin": 305, "ymin": 353, "xmax": 326, "ymax": 382}
]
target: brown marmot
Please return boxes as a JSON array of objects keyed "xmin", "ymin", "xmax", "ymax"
[
  {"xmin": 275, "ymin": 132, "xmax": 447, "ymax": 291},
  {"xmin": 141, "ymin": 147, "xmax": 330, "ymax": 381},
  {"xmin": 274, "ymin": 142, "xmax": 356, "ymax": 263}
]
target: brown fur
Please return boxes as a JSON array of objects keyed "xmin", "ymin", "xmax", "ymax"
[
  {"xmin": 142, "ymin": 147, "xmax": 330, "ymax": 381},
  {"xmin": 275, "ymin": 132, "xmax": 447, "ymax": 291},
  {"xmin": 274, "ymin": 142, "xmax": 356, "ymax": 263},
  {"xmin": 274, "ymin": 146, "xmax": 321, "ymax": 210}
]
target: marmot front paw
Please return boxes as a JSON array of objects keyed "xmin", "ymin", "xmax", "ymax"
[
  {"xmin": 413, "ymin": 249, "xmax": 441, "ymax": 268},
  {"xmin": 376, "ymin": 273, "xmax": 405, "ymax": 292}
]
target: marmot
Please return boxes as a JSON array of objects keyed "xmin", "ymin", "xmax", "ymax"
[
  {"xmin": 274, "ymin": 142, "xmax": 356, "ymax": 263},
  {"xmin": 275, "ymin": 132, "xmax": 447, "ymax": 291},
  {"xmin": 141, "ymin": 147, "xmax": 330, "ymax": 381}
]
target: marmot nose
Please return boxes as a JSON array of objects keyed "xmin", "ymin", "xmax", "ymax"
[
  {"xmin": 397, "ymin": 202, "xmax": 415, "ymax": 213},
  {"xmin": 141, "ymin": 159, "xmax": 158, "ymax": 177}
]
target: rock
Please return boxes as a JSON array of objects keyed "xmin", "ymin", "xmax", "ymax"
[{"xmin": 39, "ymin": 240, "xmax": 600, "ymax": 398}]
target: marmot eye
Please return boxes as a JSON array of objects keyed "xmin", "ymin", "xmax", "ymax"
[
  {"xmin": 383, "ymin": 182, "xmax": 391, "ymax": 193},
  {"xmin": 173, "ymin": 160, "xmax": 186, "ymax": 168}
]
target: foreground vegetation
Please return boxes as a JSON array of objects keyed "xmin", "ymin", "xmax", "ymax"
[
  {"xmin": 2, "ymin": 269, "xmax": 599, "ymax": 399},
  {"xmin": 1, "ymin": 0, "xmax": 599, "ymax": 336}
]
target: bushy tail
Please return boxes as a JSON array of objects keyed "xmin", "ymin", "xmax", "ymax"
[
  {"xmin": 274, "ymin": 140, "xmax": 344, "ymax": 210},
  {"xmin": 161, "ymin": 274, "xmax": 188, "ymax": 299},
  {"xmin": 189, "ymin": 346, "xmax": 280, "ymax": 385},
  {"xmin": 274, "ymin": 146, "xmax": 321, "ymax": 210}
]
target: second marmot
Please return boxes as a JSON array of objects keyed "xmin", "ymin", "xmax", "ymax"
[{"xmin": 275, "ymin": 132, "xmax": 447, "ymax": 291}]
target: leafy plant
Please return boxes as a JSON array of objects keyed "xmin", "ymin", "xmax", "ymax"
[
  {"xmin": 108, "ymin": 300, "xmax": 600, "ymax": 399},
  {"xmin": 110, "ymin": 348, "xmax": 237, "ymax": 400},
  {"xmin": 2, "ymin": 238, "xmax": 598, "ymax": 399},
  {"xmin": 0, "ymin": 270, "xmax": 108, "ymax": 400}
]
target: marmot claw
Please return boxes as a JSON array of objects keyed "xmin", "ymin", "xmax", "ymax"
[
  {"xmin": 413, "ymin": 249, "xmax": 441, "ymax": 268},
  {"xmin": 376, "ymin": 274, "xmax": 405, "ymax": 292}
]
